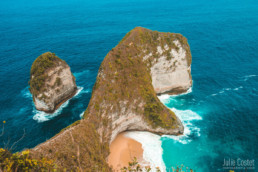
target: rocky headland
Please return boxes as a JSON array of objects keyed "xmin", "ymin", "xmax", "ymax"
[
  {"xmin": 30, "ymin": 27, "xmax": 192, "ymax": 171},
  {"xmin": 29, "ymin": 52, "xmax": 77, "ymax": 113}
]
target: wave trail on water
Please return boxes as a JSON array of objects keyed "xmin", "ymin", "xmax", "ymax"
[
  {"xmin": 209, "ymin": 86, "xmax": 243, "ymax": 97},
  {"xmin": 240, "ymin": 74, "xmax": 257, "ymax": 81},
  {"xmin": 73, "ymin": 70, "xmax": 91, "ymax": 79}
]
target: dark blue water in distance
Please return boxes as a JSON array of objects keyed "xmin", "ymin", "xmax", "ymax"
[{"xmin": 0, "ymin": 0, "xmax": 257, "ymax": 171}]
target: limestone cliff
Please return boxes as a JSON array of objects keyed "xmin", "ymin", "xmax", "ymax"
[
  {"xmin": 29, "ymin": 52, "xmax": 77, "ymax": 113},
  {"xmin": 30, "ymin": 27, "xmax": 192, "ymax": 171},
  {"xmin": 150, "ymin": 39, "xmax": 192, "ymax": 94}
]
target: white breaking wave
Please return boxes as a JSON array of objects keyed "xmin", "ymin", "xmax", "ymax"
[
  {"xmin": 177, "ymin": 87, "xmax": 193, "ymax": 96},
  {"xmin": 162, "ymin": 108, "xmax": 202, "ymax": 144},
  {"xmin": 241, "ymin": 74, "xmax": 257, "ymax": 81},
  {"xmin": 33, "ymin": 87, "xmax": 84, "ymax": 123},
  {"xmin": 74, "ymin": 87, "xmax": 84, "ymax": 97},
  {"xmin": 78, "ymin": 88, "xmax": 91, "ymax": 95},
  {"xmin": 158, "ymin": 94, "xmax": 171, "ymax": 104},
  {"xmin": 234, "ymin": 86, "xmax": 243, "ymax": 91},
  {"xmin": 158, "ymin": 87, "xmax": 192, "ymax": 104},
  {"xmin": 123, "ymin": 86, "xmax": 201, "ymax": 171},
  {"xmin": 79, "ymin": 111, "xmax": 85, "ymax": 119},
  {"xmin": 158, "ymin": 86, "xmax": 202, "ymax": 144},
  {"xmin": 33, "ymin": 101, "xmax": 69, "ymax": 122},
  {"xmin": 125, "ymin": 131, "xmax": 166, "ymax": 172}
]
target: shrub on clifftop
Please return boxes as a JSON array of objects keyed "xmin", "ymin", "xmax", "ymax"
[
  {"xmin": 29, "ymin": 52, "xmax": 63, "ymax": 96},
  {"xmin": 0, "ymin": 149, "xmax": 58, "ymax": 171}
]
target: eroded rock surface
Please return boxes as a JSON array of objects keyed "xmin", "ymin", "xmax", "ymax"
[{"xmin": 150, "ymin": 39, "xmax": 192, "ymax": 94}]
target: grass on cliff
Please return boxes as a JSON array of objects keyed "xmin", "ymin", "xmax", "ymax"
[
  {"xmin": 86, "ymin": 27, "xmax": 182, "ymax": 129},
  {"xmin": 0, "ymin": 149, "xmax": 58, "ymax": 171},
  {"xmin": 30, "ymin": 118, "xmax": 112, "ymax": 171},
  {"xmin": 29, "ymin": 52, "xmax": 63, "ymax": 97}
]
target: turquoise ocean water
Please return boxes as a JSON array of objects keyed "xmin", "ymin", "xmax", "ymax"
[{"xmin": 0, "ymin": 0, "xmax": 257, "ymax": 171}]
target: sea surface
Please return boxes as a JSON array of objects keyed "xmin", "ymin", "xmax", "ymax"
[{"xmin": 0, "ymin": 0, "xmax": 257, "ymax": 171}]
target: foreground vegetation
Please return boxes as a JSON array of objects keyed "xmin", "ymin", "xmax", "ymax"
[
  {"xmin": 121, "ymin": 157, "xmax": 194, "ymax": 172},
  {"xmin": 0, "ymin": 149, "xmax": 57, "ymax": 171}
]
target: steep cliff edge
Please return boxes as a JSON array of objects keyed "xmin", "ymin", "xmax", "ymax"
[
  {"xmin": 30, "ymin": 27, "xmax": 192, "ymax": 171},
  {"xmin": 29, "ymin": 52, "xmax": 77, "ymax": 113}
]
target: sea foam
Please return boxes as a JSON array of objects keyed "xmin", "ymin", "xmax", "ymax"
[
  {"xmin": 125, "ymin": 131, "xmax": 166, "ymax": 172},
  {"xmin": 158, "ymin": 87, "xmax": 202, "ymax": 144},
  {"xmin": 32, "ymin": 87, "xmax": 84, "ymax": 122},
  {"xmin": 79, "ymin": 111, "xmax": 85, "ymax": 119},
  {"xmin": 162, "ymin": 108, "xmax": 202, "ymax": 144},
  {"xmin": 241, "ymin": 74, "xmax": 257, "ymax": 81},
  {"xmin": 125, "ymin": 87, "xmax": 200, "ymax": 171},
  {"xmin": 158, "ymin": 87, "xmax": 192, "ymax": 104}
]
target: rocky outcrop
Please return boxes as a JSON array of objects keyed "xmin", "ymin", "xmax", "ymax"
[
  {"xmin": 150, "ymin": 39, "xmax": 192, "ymax": 95},
  {"xmin": 29, "ymin": 52, "xmax": 77, "ymax": 113},
  {"xmin": 30, "ymin": 27, "xmax": 192, "ymax": 171}
]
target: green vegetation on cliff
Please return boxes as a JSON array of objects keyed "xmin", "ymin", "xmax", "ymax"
[
  {"xmin": 0, "ymin": 149, "xmax": 57, "ymax": 171},
  {"xmin": 30, "ymin": 119, "xmax": 112, "ymax": 171},
  {"xmin": 29, "ymin": 52, "xmax": 63, "ymax": 96},
  {"xmin": 86, "ymin": 27, "xmax": 183, "ymax": 129}
]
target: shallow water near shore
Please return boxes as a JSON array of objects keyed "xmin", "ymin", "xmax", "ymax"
[{"xmin": 0, "ymin": 0, "xmax": 257, "ymax": 171}]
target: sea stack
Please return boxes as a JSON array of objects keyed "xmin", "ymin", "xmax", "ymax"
[{"xmin": 29, "ymin": 52, "xmax": 77, "ymax": 113}]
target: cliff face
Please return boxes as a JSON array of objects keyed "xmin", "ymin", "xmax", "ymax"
[
  {"xmin": 29, "ymin": 52, "xmax": 77, "ymax": 113},
  {"xmin": 150, "ymin": 40, "xmax": 192, "ymax": 94},
  {"xmin": 30, "ymin": 27, "xmax": 192, "ymax": 171}
]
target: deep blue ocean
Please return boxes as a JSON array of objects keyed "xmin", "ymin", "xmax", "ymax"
[{"xmin": 0, "ymin": 0, "xmax": 257, "ymax": 171}]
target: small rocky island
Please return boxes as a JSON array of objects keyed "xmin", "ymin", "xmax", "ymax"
[
  {"xmin": 30, "ymin": 27, "xmax": 192, "ymax": 171},
  {"xmin": 29, "ymin": 52, "xmax": 77, "ymax": 113}
]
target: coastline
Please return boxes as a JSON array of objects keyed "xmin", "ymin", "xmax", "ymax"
[
  {"xmin": 33, "ymin": 87, "xmax": 83, "ymax": 122},
  {"xmin": 108, "ymin": 88, "xmax": 193, "ymax": 171},
  {"xmin": 108, "ymin": 132, "xmax": 147, "ymax": 171}
]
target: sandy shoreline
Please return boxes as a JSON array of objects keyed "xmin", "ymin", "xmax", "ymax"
[{"xmin": 108, "ymin": 132, "xmax": 146, "ymax": 171}]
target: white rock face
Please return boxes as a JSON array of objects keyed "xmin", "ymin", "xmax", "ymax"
[
  {"xmin": 33, "ymin": 62, "xmax": 77, "ymax": 112},
  {"xmin": 34, "ymin": 98, "xmax": 49, "ymax": 111},
  {"xmin": 150, "ymin": 40, "xmax": 192, "ymax": 94},
  {"xmin": 110, "ymin": 111, "xmax": 183, "ymax": 143},
  {"xmin": 105, "ymin": 100, "xmax": 183, "ymax": 143}
]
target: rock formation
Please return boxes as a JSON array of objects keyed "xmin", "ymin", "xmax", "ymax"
[
  {"xmin": 29, "ymin": 52, "xmax": 77, "ymax": 113},
  {"xmin": 30, "ymin": 27, "xmax": 192, "ymax": 171},
  {"xmin": 150, "ymin": 40, "xmax": 192, "ymax": 95}
]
